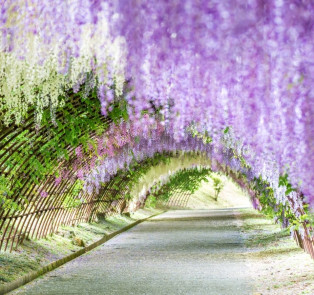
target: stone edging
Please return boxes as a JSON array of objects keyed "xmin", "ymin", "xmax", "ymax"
[{"xmin": 0, "ymin": 211, "xmax": 164, "ymax": 295}]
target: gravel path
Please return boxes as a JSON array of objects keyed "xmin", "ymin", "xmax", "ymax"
[{"xmin": 12, "ymin": 209, "xmax": 252, "ymax": 295}]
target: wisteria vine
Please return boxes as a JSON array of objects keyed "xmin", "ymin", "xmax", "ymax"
[{"xmin": 0, "ymin": 1, "xmax": 314, "ymax": 245}]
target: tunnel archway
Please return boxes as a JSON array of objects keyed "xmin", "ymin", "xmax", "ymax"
[
  {"xmin": 1, "ymin": 2, "xmax": 314, "ymax": 293},
  {"xmin": 0, "ymin": 100, "xmax": 313, "ymax": 258},
  {"xmin": 0, "ymin": 1, "xmax": 313, "ymax": 287}
]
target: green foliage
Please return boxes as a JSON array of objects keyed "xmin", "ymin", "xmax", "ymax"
[
  {"xmin": 62, "ymin": 180, "xmax": 84, "ymax": 208},
  {"xmin": 108, "ymin": 99, "xmax": 129, "ymax": 123},
  {"xmin": 145, "ymin": 195, "xmax": 157, "ymax": 208},
  {"xmin": 0, "ymin": 175, "xmax": 21, "ymax": 212},
  {"xmin": 147, "ymin": 167, "xmax": 211, "ymax": 202},
  {"xmin": 251, "ymin": 174, "xmax": 308, "ymax": 230},
  {"xmin": 0, "ymin": 87, "xmax": 116, "ymax": 212},
  {"xmin": 223, "ymin": 126, "xmax": 230, "ymax": 134},
  {"xmin": 187, "ymin": 125, "xmax": 212, "ymax": 144},
  {"xmin": 211, "ymin": 176, "xmax": 224, "ymax": 201},
  {"xmin": 279, "ymin": 173, "xmax": 296, "ymax": 195},
  {"xmin": 123, "ymin": 152, "xmax": 171, "ymax": 193}
]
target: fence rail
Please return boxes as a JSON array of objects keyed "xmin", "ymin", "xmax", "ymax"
[{"xmin": 0, "ymin": 94, "xmax": 131, "ymax": 251}]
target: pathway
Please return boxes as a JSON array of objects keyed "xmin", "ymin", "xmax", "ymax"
[{"xmin": 12, "ymin": 209, "xmax": 252, "ymax": 295}]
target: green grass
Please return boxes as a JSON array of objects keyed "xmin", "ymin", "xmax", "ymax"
[
  {"xmin": 0, "ymin": 254, "xmax": 38, "ymax": 283},
  {"xmin": 0, "ymin": 208, "xmax": 161, "ymax": 285}
]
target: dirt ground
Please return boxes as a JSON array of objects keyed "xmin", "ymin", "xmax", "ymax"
[{"xmin": 236, "ymin": 208, "xmax": 314, "ymax": 295}]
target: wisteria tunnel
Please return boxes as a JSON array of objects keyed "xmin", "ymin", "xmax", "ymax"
[{"xmin": 0, "ymin": 1, "xmax": 314, "ymax": 294}]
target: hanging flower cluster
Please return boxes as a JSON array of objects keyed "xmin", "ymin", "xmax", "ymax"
[
  {"xmin": 0, "ymin": 0, "xmax": 126, "ymax": 125},
  {"xmin": 1, "ymin": 1, "xmax": 314, "ymax": 208}
]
